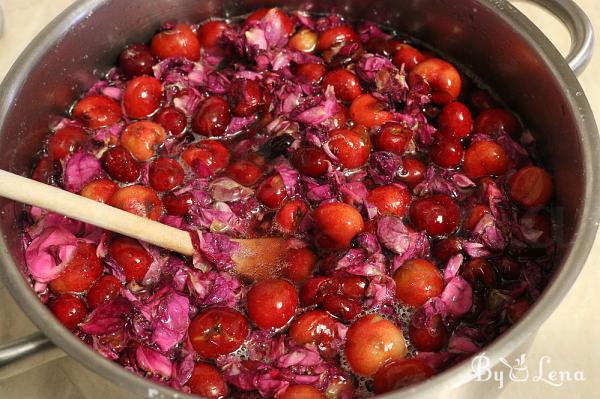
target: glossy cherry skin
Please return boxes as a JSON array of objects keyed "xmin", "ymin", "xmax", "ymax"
[
  {"xmin": 462, "ymin": 140, "xmax": 509, "ymax": 179},
  {"xmin": 197, "ymin": 21, "xmax": 230, "ymax": 50},
  {"xmin": 313, "ymin": 202, "xmax": 364, "ymax": 249},
  {"xmin": 394, "ymin": 258, "xmax": 444, "ymax": 307},
  {"xmin": 399, "ymin": 157, "xmax": 427, "ymax": 189},
  {"xmin": 154, "ymin": 106, "xmax": 187, "ymax": 136},
  {"xmin": 294, "ymin": 63, "xmax": 327, "ymax": 83},
  {"xmin": 349, "ymin": 94, "xmax": 394, "ymax": 128},
  {"xmin": 430, "ymin": 136, "xmax": 463, "ymax": 168},
  {"xmin": 366, "ymin": 184, "xmax": 412, "ymax": 217},
  {"xmin": 149, "ymin": 157, "xmax": 185, "ymax": 192},
  {"xmin": 108, "ymin": 185, "xmax": 162, "ymax": 221},
  {"xmin": 300, "ymin": 277, "xmax": 340, "ymax": 306},
  {"xmin": 226, "ymin": 160, "xmax": 263, "ymax": 186},
  {"xmin": 508, "ymin": 166, "xmax": 552, "ymax": 208},
  {"xmin": 317, "ymin": 26, "xmax": 358, "ymax": 51},
  {"xmin": 87, "ymin": 275, "xmax": 122, "ymax": 309},
  {"xmin": 323, "ymin": 68, "xmax": 362, "ymax": 102},
  {"xmin": 119, "ymin": 43, "xmax": 156, "ymax": 77},
  {"xmin": 392, "ymin": 44, "xmax": 427, "ymax": 72},
  {"xmin": 409, "ymin": 311, "xmax": 448, "ymax": 352},
  {"xmin": 288, "ymin": 29, "xmax": 318, "ymax": 53},
  {"xmin": 373, "ymin": 359, "xmax": 435, "ymax": 394},
  {"xmin": 345, "ymin": 314, "xmax": 407, "ymax": 376},
  {"xmin": 120, "ymin": 121, "xmax": 166, "ymax": 161},
  {"xmin": 256, "ymin": 174, "xmax": 288, "ymax": 208},
  {"xmin": 438, "ymin": 102, "xmax": 473, "ymax": 139},
  {"xmin": 32, "ymin": 156, "xmax": 59, "ymax": 184},
  {"xmin": 288, "ymin": 310, "xmax": 338, "ymax": 353},
  {"xmin": 50, "ymin": 294, "xmax": 88, "ymax": 331},
  {"xmin": 431, "ymin": 237, "xmax": 463, "ymax": 262},
  {"xmin": 462, "ymin": 258, "xmax": 498, "ymax": 291},
  {"xmin": 246, "ymin": 8, "xmax": 294, "ymax": 36},
  {"xmin": 464, "ymin": 204, "xmax": 490, "ymax": 231},
  {"xmin": 187, "ymin": 362, "xmax": 228, "ymax": 399},
  {"xmin": 122, "ymin": 76, "xmax": 163, "ymax": 119},
  {"xmin": 375, "ymin": 122, "xmax": 413, "ymax": 154},
  {"xmin": 48, "ymin": 126, "xmax": 87, "ymax": 160},
  {"xmin": 275, "ymin": 199, "xmax": 309, "ymax": 234},
  {"xmin": 49, "ymin": 243, "xmax": 102, "ymax": 294},
  {"xmin": 163, "ymin": 192, "xmax": 194, "ymax": 216},
  {"xmin": 101, "ymin": 146, "xmax": 142, "ymax": 183},
  {"xmin": 189, "ymin": 307, "xmax": 249, "ymax": 358},
  {"xmin": 80, "ymin": 178, "xmax": 119, "ymax": 204},
  {"xmin": 246, "ymin": 279, "xmax": 298, "ymax": 329},
  {"xmin": 408, "ymin": 58, "xmax": 462, "ymax": 104},
  {"xmin": 182, "ymin": 140, "xmax": 230, "ymax": 176},
  {"xmin": 277, "ymin": 385, "xmax": 325, "ymax": 399},
  {"xmin": 228, "ymin": 79, "xmax": 268, "ymax": 117},
  {"xmin": 108, "ymin": 236, "xmax": 153, "ymax": 282},
  {"xmin": 291, "ymin": 147, "xmax": 329, "ymax": 177},
  {"xmin": 341, "ymin": 276, "xmax": 368, "ymax": 300},
  {"xmin": 409, "ymin": 194, "xmax": 460, "ymax": 236},
  {"xmin": 322, "ymin": 293, "xmax": 362, "ymax": 321},
  {"xmin": 151, "ymin": 23, "xmax": 200, "ymax": 61},
  {"xmin": 192, "ymin": 96, "xmax": 231, "ymax": 137},
  {"xmin": 72, "ymin": 95, "xmax": 121, "ymax": 129},
  {"xmin": 283, "ymin": 247, "xmax": 317, "ymax": 282},
  {"xmin": 474, "ymin": 108, "xmax": 520, "ymax": 137},
  {"xmin": 327, "ymin": 128, "xmax": 372, "ymax": 169}
]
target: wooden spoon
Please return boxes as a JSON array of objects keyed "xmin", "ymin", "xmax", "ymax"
[{"xmin": 0, "ymin": 170, "xmax": 288, "ymax": 281}]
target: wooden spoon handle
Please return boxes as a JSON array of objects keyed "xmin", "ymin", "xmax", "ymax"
[{"xmin": 0, "ymin": 170, "xmax": 194, "ymax": 256}]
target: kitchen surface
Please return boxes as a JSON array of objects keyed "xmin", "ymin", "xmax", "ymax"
[{"xmin": 0, "ymin": 0, "xmax": 599, "ymax": 398}]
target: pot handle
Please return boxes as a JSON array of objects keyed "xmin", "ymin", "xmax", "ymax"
[
  {"xmin": 521, "ymin": 0, "xmax": 594, "ymax": 75},
  {"xmin": 0, "ymin": 332, "xmax": 66, "ymax": 380}
]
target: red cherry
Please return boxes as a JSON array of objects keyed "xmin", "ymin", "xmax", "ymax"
[
  {"xmin": 48, "ymin": 126, "xmax": 87, "ymax": 160},
  {"xmin": 327, "ymin": 128, "xmax": 372, "ymax": 169},
  {"xmin": 163, "ymin": 192, "xmax": 194, "ymax": 216},
  {"xmin": 278, "ymin": 386, "xmax": 324, "ymax": 399},
  {"xmin": 508, "ymin": 166, "xmax": 552, "ymax": 208},
  {"xmin": 50, "ymin": 294, "xmax": 88, "ymax": 330},
  {"xmin": 399, "ymin": 157, "xmax": 426, "ymax": 189},
  {"xmin": 121, "ymin": 121, "xmax": 166, "ymax": 161},
  {"xmin": 375, "ymin": 122, "xmax": 413, "ymax": 154},
  {"xmin": 349, "ymin": 94, "xmax": 393, "ymax": 128},
  {"xmin": 474, "ymin": 108, "xmax": 520, "ymax": 137},
  {"xmin": 317, "ymin": 26, "xmax": 358, "ymax": 51},
  {"xmin": 470, "ymin": 90, "xmax": 496, "ymax": 112},
  {"xmin": 464, "ymin": 204, "xmax": 490, "ymax": 231},
  {"xmin": 507, "ymin": 299, "xmax": 530, "ymax": 324},
  {"xmin": 366, "ymin": 184, "xmax": 412, "ymax": 217},
  {"xmin": 288, "ymin": 310, "xmax": 337, "ymax": 350},
  {"xmin": 80, "ymin": 178, "xmax": 119, "ymax": 204},
  {"xmin": 438, "ymin": 102, "xmax": 473, "ymax": 139},
  {"xmin": 101, "ymin": 146, "xmax": 142, "ymax": 183},
  {"xmin": 322, "ymin": 68, "xmax": 363, "ymax": 102},
  {"xmin": 189, "ymin": 307, "xmax": 249, "ymax": 358},
  {"xmin": 182, "ymin": 140, "xmax": 230, "ymax": 176},
  {"xmin": 187, "ymin": 362, "xmax": 228, "ymax": 398},
  {"xmin": 256, "ymin": 174, "xmax": 288, "ymax": 208},
  {"xmin": 313, "ymin": 202, "xmax": 364, "ymax": 249},
  {"xmin": 462, "ymin": 140, "xmax": 509, "ymax": 179},
  {"xmin": 345, "ymin": 314, "xmax": 407, "ymax": 376},
  {"xmin": 275, "ymin": 199, "xmax": 309, "ymax": 234},
  {"xmin": 122, "ymin": 76, "xmax": 163, "ymax": 119},
  {"xmin": 149, "ymin": 157, "xmax": 185, "ymax": 192},
  {"xmin": 119, "ymin": 43, "xmax": 156, "ymax": 77},
  {"xmin": 49, "ymin": 243, "xmax": 102, "ymax": 294},
  {"xmin": 329, "ymin": 105, "xmax": 350, "ymax": 129},
  {"xmin": 294, "ymin": 63, "xmax": 327, "ymax": 83},
  {"xmin": 432, "ymin": 237, "xmax": 463, "ymax": 262},
  {"xmin": 108, "ymin": 237, "xmax": 152, "ymax": 282},
  {"xmin": 246, "ymin": 8, "xmax": 294, "ymax": 36},
  {"xmin": 462, "ymin": 258, "xmax": 498, "ymax": 291},
  {"xmin": 394, "ymin": 258, "xmax": 444, "ymax": 307},
  {"xmin": 408, "ymin": 58, "xmax": 461, "ymax": 104},
  {"xmin": 373, "ymin": 359, "xmax": 434, "ymax": 393},
  {"xmin": 228, "ymin": 79, "xmax": 268, "ymax": 117},
  {"xmin": 410, "ymin": 194, "xmax": 460, "ymax": 236},
  {"xmin": 72, "ymin": 95, "xmax": 121, "ymax": 129},
  {"xmin": 322, "ymin": 293, "xmax": 362, "ymax": 321},
  {"xmin": 288, "ymin": 29, "xmax": 318, "ymax": 53},
  {"xmin": 409, "ymin": 311, "xmax": 448, "ymax": 352},
  {"xmin": 430, "ymin": 136, "xmax": 463, "ymax": 168},
  {"xmin": 192, "ymin": 96, "xmax": 231, "ymax": 137},
  {"xmin": 283, "ymin": 247, "xmax": 317, "ymax": 282},
  {"xmin": 392, "ymin": 44, "xmax": 427, "ymax": 72},
  {"xmin": 246, "ymin": 279, "xmax": 298, "ymax": 329},
  {"xmin": 108, "ymin": 185, "xmax": 162, "ymax": 221},
  {"xmin": 154, "ymin": 106, "xmax": 187, "ymax": 136},
  {"xmin": 197, "ymin": 21, "xmax": 230, "ymax": 50},
  {"xmin": 87, "ymin": 275, "xmax": 122, "ymax": 309},
  {"xmin": 300, "ymin": 277, "xmax": 340, "ymax": 306},
  {"xmin": 32, "ymin": 156, "xmax": 60, "ymax": 184},
  {"xmin": 226, "ymin": 160, "xmax": 263, "ymax": 186},
  {"xmin": 341, "ymin": 276, "xmax": 368, "ymax": 300},
  {"xmin": 291, "ymin": 147, "xmax": 329, "ymax": 177},
  {"xmin": 151, "ymin": 23, "xmax": 200, "ymax": 61}
]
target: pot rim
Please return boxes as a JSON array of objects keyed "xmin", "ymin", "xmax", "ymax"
[{"xmin": 0, "ymin": 1, "xmax": 598, "ymax": 398}]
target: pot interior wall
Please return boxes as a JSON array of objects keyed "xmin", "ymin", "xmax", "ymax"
[{"xmin": 0, "ymin": 0, "xmax": 580, "ymax": 319}]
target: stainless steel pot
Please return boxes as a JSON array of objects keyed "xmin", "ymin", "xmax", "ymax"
[{"xmin": 0, "ymin": 0, "xmax": 597, "ymax": 398}]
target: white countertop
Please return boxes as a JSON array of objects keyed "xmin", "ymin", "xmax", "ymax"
[{"xmin": 0, "ymin": 1, "xmax": 599, "ymax": 398}]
